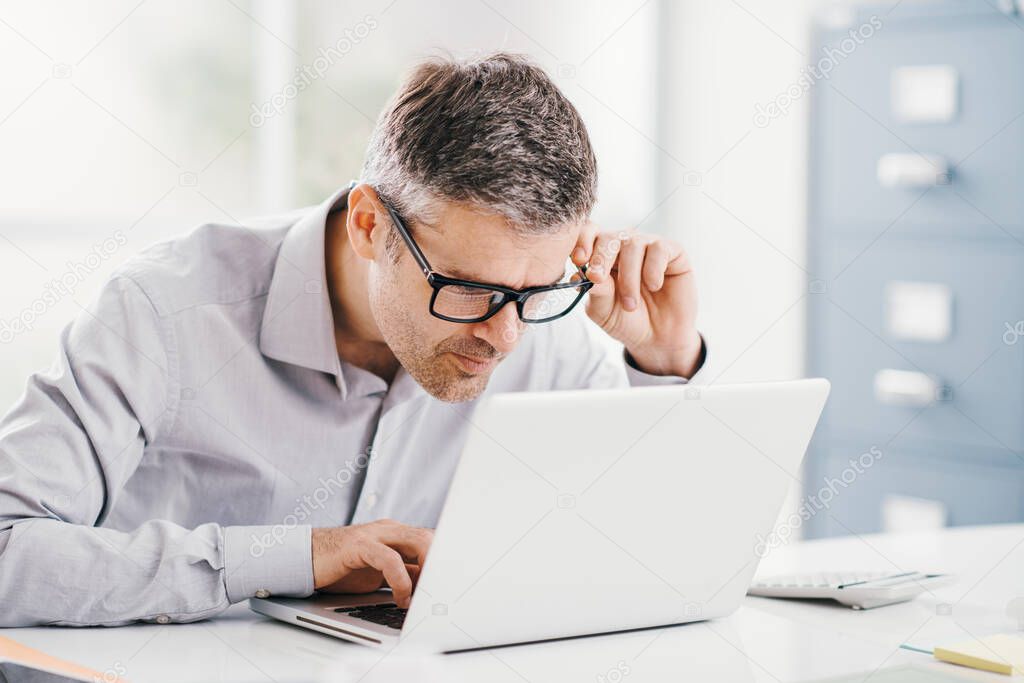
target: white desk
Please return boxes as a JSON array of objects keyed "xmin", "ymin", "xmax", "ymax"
[{"xmin": 8, "ymin": 524, "xmax": 1024, "ymax": 682}]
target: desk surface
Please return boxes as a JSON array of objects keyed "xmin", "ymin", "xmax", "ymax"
[{"xmin": 7, "ymin": 524, "xmax": 1024, "ymax": 683}]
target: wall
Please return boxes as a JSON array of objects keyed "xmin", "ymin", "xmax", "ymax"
[{"xmin": 657, "ymin": 0, "xmax": 816, "ymax": 385}]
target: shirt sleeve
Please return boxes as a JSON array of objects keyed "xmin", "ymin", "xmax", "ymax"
[
  {"xmin": 0, "ymin": 274, "xmax": 311, "ymax": 627},
  {"xmin": 543, "ymin": 310, "xmax": 710, "ymax": 390}
]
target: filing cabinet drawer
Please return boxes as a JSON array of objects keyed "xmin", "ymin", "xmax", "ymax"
[
  {"xmin": 812, "ymin": 11, "xmax": 1024, "ymax": 235},
  {"xmin": 805, "ymin": 1, "xmax": 1024, "ymax": 538},
  {"xmin": 809, "ymin": 441, "xmax": 1024, "ymax": 537},
  {"xmin": 809, "ymin": 234, "xmax": 1024, "ymax": 451}
]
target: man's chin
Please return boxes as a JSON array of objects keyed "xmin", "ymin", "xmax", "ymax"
[
  {"xmin": 436, "ymin": 369, "xmax": 491, "ymax": 403},
  {"xmin": 417, "ymin": 356, "xmax": 494, "ymax": 403}
]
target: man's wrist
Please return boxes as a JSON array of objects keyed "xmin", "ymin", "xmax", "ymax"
[{"xmin": 626, "ymin": 331, "xmax": 705, "ymax": 379}]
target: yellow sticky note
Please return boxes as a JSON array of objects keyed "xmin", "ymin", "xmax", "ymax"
[
  {"xmin": 0, "ymin": 635, "xmax": 126, "ymax": 682},
  {"xmin": 934, "ymin": 633, "xmax": 1024, "ymax": 676}
]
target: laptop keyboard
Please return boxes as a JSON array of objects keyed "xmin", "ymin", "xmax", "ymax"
[{"xmin": 335, "ymin": 602, "xmax": 407, "ymax": 630}]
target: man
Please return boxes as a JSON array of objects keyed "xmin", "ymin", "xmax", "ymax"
[{"xmin": 0, "ymin": 53, "xmax": 707, "ymax": 626}]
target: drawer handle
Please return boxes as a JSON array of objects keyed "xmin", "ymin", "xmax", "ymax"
[
  {"xmin": 874, "ymin": 369, "xmax": 949, "ymax": 406},
  {"xmin": 877, "ymin": 153, "xmax": 950, "ymax": 188}
]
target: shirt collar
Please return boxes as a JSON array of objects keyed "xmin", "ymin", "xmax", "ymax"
[
  {"xmin": 259, "ymin": 183, "xmax": 353, "ymax": 385},
  {"xmin": 259, "ymin": 182, "xmax": 428, "ymax": 405}
]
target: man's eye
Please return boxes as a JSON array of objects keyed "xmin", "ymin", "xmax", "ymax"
[{"xmin": 448, "ymin": 285, "xmax": 489, "ymax": 297}]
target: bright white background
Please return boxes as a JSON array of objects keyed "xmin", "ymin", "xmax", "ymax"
[{"xmin": 0, "ymin": 0, "xmax": 829, "ymax": 413}]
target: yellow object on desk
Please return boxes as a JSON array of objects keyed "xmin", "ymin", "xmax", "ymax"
[
  {"xmin": 933, "ymin": 633, "xmax": 1024, "ymax": 675},
  {"xmin": 0, "ymin": 634, "xmax": 126, "ymax": 681}
]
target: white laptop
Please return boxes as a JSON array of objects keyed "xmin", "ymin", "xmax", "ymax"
[{"xmin": 250, "ymin": 379, "xmax": 830, "ymax": 652}]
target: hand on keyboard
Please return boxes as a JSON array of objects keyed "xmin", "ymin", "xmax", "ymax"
[{"xmin": 312, "ymin": 520, "xmax": 434, "ymax": 608}]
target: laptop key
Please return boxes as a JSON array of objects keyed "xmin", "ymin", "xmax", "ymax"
[
  {"xmin": 354, "ymin": 613, "xmax": 405, "ymax": 628},
  {"xmin": 342, "ymin": 602, "xmax": 407, "ymax": 628},
  {"xmin": 336, "ymin": 602, "xmax": 397, "ymax": 614}
]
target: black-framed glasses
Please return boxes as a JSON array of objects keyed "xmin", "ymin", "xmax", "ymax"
[{"xmin": 380, "ymin": 199, "xmax": 593, "ymax": 324}]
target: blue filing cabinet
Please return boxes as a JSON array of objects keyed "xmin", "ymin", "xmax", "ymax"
[{"xmin": 804, "ymin": 0, "xmax": 1024, "ymax": 537}]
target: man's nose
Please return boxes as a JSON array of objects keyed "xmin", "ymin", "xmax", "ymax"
[{"xmin": 472, "ymin": 302, "xmax": 524, "ymax": 355}]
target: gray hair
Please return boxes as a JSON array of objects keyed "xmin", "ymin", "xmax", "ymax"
[{"xmin": 361, "ymin": 52, "xmax": 598, "ymax": 255}]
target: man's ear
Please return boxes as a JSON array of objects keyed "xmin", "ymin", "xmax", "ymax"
[{"xmin": 346, "ymin": 183, "xmax": 385, "ymax": 261}]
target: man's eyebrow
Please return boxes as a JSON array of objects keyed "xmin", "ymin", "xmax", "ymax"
[
  {"xmin": 441, "ymin": 266, "xmax": 485, "ymax": 281},
  {"xmin": 440, "ymin": 265, "xmax": 567, "ymax": 289}
]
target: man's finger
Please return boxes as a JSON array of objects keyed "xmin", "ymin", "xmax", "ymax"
[
  {"xmin": 363, "ymin": 543, "xmax": 413, "ymax": 607},
  {"xmin": 572, "ymin": 221, "xmax": 600, "ymax": 265},
  {"xmin": 664, "ymin": 243, "xmax": 693, "ymax": 278},
  {"xmin": 641, "ymin": 240, "xmax": 673, "ymax": 292},
  {"xmin": 376, "ymin": 525, "xmax": 434, "ymax": 567},
  {"xmin": 406, "ymin": 563, "xmax": 422, "ymax": 590},
  {"xmin": 588, "ymin": 232, "xmax": 624, "ymax": 282},
  {"xmin": 615, "ymin": 237, "xmax": 646, "ymax": 311}
]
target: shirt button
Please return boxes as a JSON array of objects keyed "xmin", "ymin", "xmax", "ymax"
[
  {"xmin": 366, "ymin": 492, "xmax": 379, "ymax": 509},
  {"xmin": 255, "ymin": 589, "xmax": 270, "ymax": 598},
  {"xmin": 155, "ymin": 615, "xmax": 171, "ymax": 624}
]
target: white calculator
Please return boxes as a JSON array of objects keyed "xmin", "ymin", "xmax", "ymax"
[{"xmin": 748, "ymin": 571, "xmax": 955, "ymax": 609}]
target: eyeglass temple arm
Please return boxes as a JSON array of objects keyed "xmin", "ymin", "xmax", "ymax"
[{"xmin": 383, "ymin": 204, "xmax": 433, "ymax": 277}]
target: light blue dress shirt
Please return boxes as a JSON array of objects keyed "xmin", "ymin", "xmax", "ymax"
[{"xmin": 0, "ymin": 185, "xmax": 707, "ymax": 627}]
